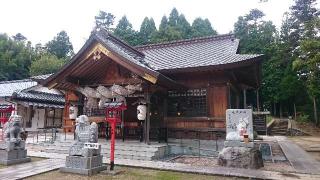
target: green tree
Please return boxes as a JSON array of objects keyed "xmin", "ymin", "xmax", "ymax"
[
  {"xmin": 290, "ymin": 0, "xmax": 319, "ymax": 123},
  {"xmin": 113, "ymin": 16, "xmax": 140, "ymax": 46},
  {"xmin": 293, "ymin": 38, "xmax": 320, "ymax": 124},
  {"xmin": 95, "ymin": 10, "xmax": 115, "ymax": 31},
  {"xmin": 0, "ymin": 33, "xmax": 33, "ymax": 80},
  {"xmin": 30, "ymin": 54, "xmax": 66, "ymax": 76},
  {"xmin": 159, "ymin": 16, "xmax": 168, "ymax": 32},
  {"xmin": 139, "ymin": 17, "xmax": 157, "ymax": 45},
  {"xmin": 12, "ymin": 33, "xmax": 27, "ymax": 42},
  {"xmin": 233, "ymin": 9, "xmax": 286, "ymax": 116},
  {"xmin": 46, "ymin": 31, "xmax": 74, "ymax": 59},
  {"xmin": 191, "ymin": 18, "xmax": 217, "ymax": 37}
]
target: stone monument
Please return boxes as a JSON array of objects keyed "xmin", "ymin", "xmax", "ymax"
[
  {"xmin": 60, "ymin": 115, "xmax": 107, "ymax": 175},
  {"xmin": 0, "ymin": 115, "xmax": 31, "ymax": 165},
  {"xmin": 218, "ymin": 109, "xmax": 263, "ymax": 169}
]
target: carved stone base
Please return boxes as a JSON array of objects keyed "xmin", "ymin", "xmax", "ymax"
[
  {"xmin": 218, "ymin": 147, "xmax": 263, "ymax": 169},
  {"xmin": 60, "ymin": 155, "xmax": 107, "ymax": 176},
  {"xmin": 0, "ymin": 149, "xmax": 31, "ymax": 165}
]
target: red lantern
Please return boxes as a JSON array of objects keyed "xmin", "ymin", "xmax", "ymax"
[{"xmin": 105, "ymin": 102, "xmax": 126, "ymax": 170}]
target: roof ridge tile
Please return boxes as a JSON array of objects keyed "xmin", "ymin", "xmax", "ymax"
[{"xmin": 135, "ymin": 34, "xmax": 235, "ymax": 50}]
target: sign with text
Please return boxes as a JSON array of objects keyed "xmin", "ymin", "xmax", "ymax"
[
  {"xmin": 226, "ymin": 109, "xmax": 253, "ymax": 141},
  {"xmin": 84, "ymin": 143, "xmax": 99, "ymax": 149}
]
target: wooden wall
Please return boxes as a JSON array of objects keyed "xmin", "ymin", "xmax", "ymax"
[{"xmin": 162, "ymin": 71, "xmax": 229, "ymax": 131}]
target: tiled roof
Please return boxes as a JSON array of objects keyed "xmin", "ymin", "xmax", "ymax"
[
  {"xmin": 136, "ymin": 34, "xmax": 262, "ymax": 70},
  {"xmin": 0, "ymin": 79, "xmax": 37, "ymax": 97},
  {"xmin": 95, "ymin": 29, "xmax": 158, "ymax": 74},
  {"xmin": 31, "ymin": 74, "xmax": 53, "ymax": 81},
  {"xmin": 12, "ymin": 90, "xmax": 65, "ymax": 105}
]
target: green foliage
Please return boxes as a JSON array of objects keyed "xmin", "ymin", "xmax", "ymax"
[
  {"xmin": 113, "ymin": 16, "xmax": 141, "ymax": 46},
  {"xmin": 30, "ymin": 54, "xmax": 66, "ymax": 76},
  {"xmin": 139, "ymin": 17, "xmax": 157, "ymax": 45},
  {"xmin": 0, "ymin": 33, "xmax": 33, "ymax": 81},
  {"xmin": 95, "ymin": 10, "xmax": 115, "ymax": 31},
  {"xmin": 297, "ymin": 113, "xmax": 310, "ymax": 123},
  {"xmin": 191, "ymin": 18, "xmax": 217, "ymax": 38},
  {"xmin": 46, "ymin": 31, "xmax": 74, "ymax": 59}
]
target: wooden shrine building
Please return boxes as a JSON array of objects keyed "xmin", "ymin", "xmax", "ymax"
[{"xmin": 43, "ymin": 29, "xmax": 263, "ymax": 143}]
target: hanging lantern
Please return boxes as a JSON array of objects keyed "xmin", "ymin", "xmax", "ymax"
[
  {"xmin": 69, "ymin": 106, "xmax": 78, "ymax": 119},
  {"xmin": 137, "ymin": 105, "xmax": 147, "ymax": 121}
]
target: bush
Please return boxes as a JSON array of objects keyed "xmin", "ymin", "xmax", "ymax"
[{"xmin": 297, "ymin": 113, "xmax": 309, "ymax": 123}]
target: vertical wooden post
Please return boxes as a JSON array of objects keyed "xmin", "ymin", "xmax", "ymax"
[
  {"xmin": 236, "ymin": 94, "xmax": 240, "ymax": 109},
  {"xmin": 228, "ymin": 84, "xmax": 231, "ymax": 108},
  {"xmin": 146, "ymin": 92, "xmax": 151, "ymax": 145},
  {"xmin": 256, "ymin": 89, "xmax": 260, "ymax": 112},
  {"xmin": 294, "ymin": 103, "xmax": 297, "ymax": 120},
  {"xmin": 243, "ymin": 89, "xmax": 247, "ymax": 109},
  {"xmin": 163, "ymin": 98, "xmax": 168, "ymax": 143}
]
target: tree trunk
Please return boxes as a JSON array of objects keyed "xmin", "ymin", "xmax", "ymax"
[
  {"xmin": 273, "ymin": 102, "xmax": 277, "ymax": 116},
  {"xmin": 313, "ymin": 97, "xmax": 318, "ymax": 126},
  {"xmin": 294, "ymin": 103, "xmax": 297, "ymax": 120},
  {"xmin": 279, "ymin": 102, "xmax": 283, "ymax": 118}
]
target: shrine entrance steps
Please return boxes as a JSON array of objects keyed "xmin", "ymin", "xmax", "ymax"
[
  {"xmin": 269, "ymin": 119, "xmax": 288, "ymax": 136},
  {"xmin": 27, "ymin": 139, "xmax": 169, "ymax": 161}
]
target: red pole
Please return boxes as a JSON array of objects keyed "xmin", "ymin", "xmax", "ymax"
[{"xmin": 110, "ymin": 121, "xmax": 115, "ymax": 170}]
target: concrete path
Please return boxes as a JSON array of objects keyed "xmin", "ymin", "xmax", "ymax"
[
  {"xmin": 276, "ymin": 136, "xmax": 320, "ymax": 174},
  {"xmin": 0, "ymin": 158, "xmax": 64, "ymax": 180},
  {"xmin": 26, "ymin": 150, "xmax": 320, "ymax": 180}
]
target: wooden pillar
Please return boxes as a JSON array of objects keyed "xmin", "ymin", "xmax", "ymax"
[
  {"xmin": 228, "ymin": 84, "xmax": 231, "ymax": 108},
  {"xmin": 236, "ymin": 94, "xmax": 240, "ymax": 109},
  {"xmin": 256, "ymin": 89, "xmax": 260, "ymax": 112},
  {"xmin": 243, "ymin": 89, "xmax": 247, "ymax": 109},
  {"xmin": 145, "ymin": 91, "xmax": 151, "ymax": 145}
]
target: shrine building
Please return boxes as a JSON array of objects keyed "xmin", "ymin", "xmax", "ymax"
[{"xmin": 43, "ymin": 29, "xmax": 263, "ymax": 143}]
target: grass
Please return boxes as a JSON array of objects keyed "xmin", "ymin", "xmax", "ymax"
[
  {"xmin": 26, "ymin": 166, "xmax": 246, "ymax": 180},
  {"xmin": 0, "ymin": 156, "xmax": 46, "ymax": 169}
]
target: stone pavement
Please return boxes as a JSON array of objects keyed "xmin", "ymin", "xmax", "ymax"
[
  {"xmin": 276, "ymin": 136, "xmax": 320, "ymax": 174},
  {"xmin": 0, "ymin": 158, "xmax": 64, "ymax": 180},
  {"xmin": 26, "ymin": 150, "xmax": 320, "ymax": 180}
]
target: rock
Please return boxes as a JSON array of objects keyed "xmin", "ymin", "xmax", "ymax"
[{"xmin": 218, "ymin": 147, "xmax": 263, "ymax": 169}]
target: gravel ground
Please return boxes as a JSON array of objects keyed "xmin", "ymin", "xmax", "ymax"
[{"xmin": 171, "ymin": 155, "xmax": 294, "ymax": 173}]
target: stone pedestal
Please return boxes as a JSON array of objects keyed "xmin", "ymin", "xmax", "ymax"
[
  {"xmin": 224, "ymin": 140, "xmax": 254, "ymax": 148},
  {"xmin": 218, "ymin": 146, "xmax": 263, "ymax": 169},
  {"xmin": 0, "ymin": 149, "xmax": 31, "ymax": 165},
  {"xmin": 60, "ymin": 155, "xmax": 107, "ymax": 176}
]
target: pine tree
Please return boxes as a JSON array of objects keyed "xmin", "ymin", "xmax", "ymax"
[
  {"xmin": 191, "ymin": 18, "xmax": 217, "ymax": 38},
  {"xmin": 46, "ymin": 31, "xmax": 74, "ymax": 59},
  {"xmin": 113, "ymin": 16, "xmax": 140, "ymax": 46},
  {"xmin": 139, "ymin": 17, "xmax": 157, "ymax": 45},
  {"xmin": 95, "ymin": 11, "xmax": 115, "ymax": 31}
]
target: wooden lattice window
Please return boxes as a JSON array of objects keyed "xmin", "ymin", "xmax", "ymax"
[{"xmin": 167, "ymin": 89, "xmax": 207, "ymax": 117}]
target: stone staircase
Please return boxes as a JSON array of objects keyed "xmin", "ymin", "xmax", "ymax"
[
  {"xmin": 27, "ymin": 139, "xmax": 169, "ymax": 161},
  {"xmin": 269, "ymin": 120, "xmax": 288, "ymax": 136}
]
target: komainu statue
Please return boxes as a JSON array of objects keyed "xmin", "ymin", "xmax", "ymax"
[
  {"xmin": 1, "ymin": 115, "xmax": 25, "ymax": 151},
  {"xmin": 0, "ymin": 115, "xmax": 31, "ymax": 165},
  {"xmin": 69, "ymin": 115, "xmax": 100, "ymax": 157}
]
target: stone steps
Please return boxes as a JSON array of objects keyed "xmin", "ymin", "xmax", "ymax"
[{"xmin": 27, "ymin": 140, "xmax": 168, "ymax": 161}]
